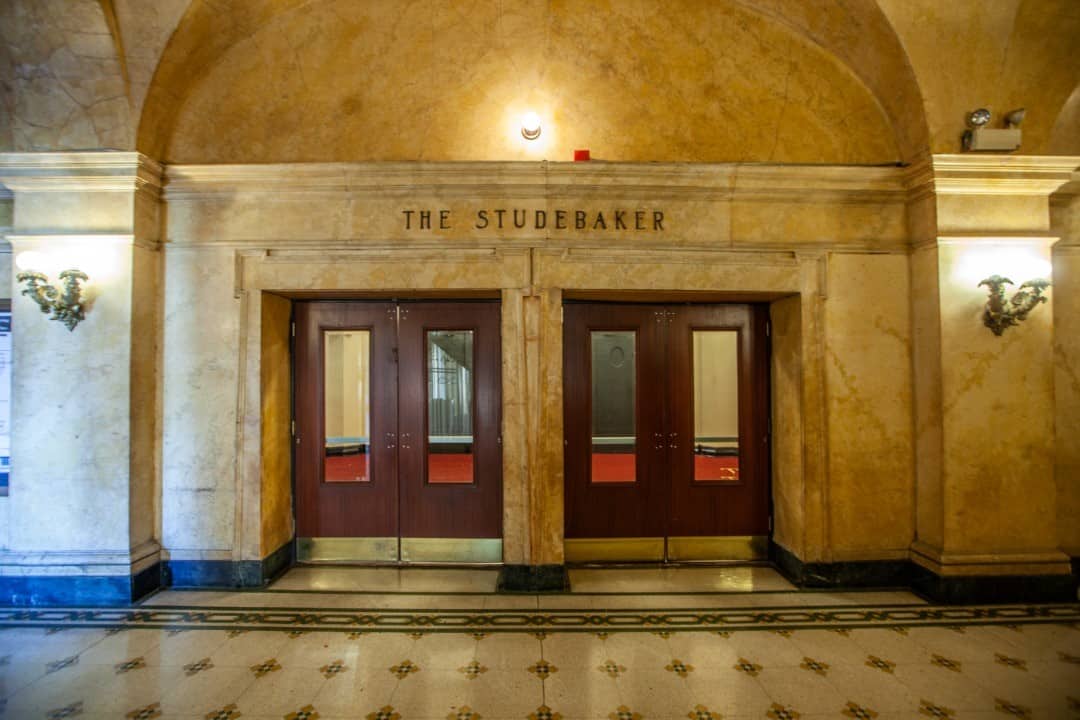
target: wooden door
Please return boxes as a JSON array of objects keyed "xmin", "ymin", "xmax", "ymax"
[
  {"xmin": 666, "ymin": 305, "xmax": 770, "ymax": 555},
  {"xmin": 563, "ymin": 304, "xmax": 668, "ymax": 551},
  {"xmin": 397, "ymin": 302, "xmax": 503, "ymax": 540},
  {"xmin": 563, "ymin": 302, "xmax": 770, "ymax": 562},
  {"xmin": 295, "ymin": 300, "xmax": 502, "ymax": 563},
  {"xmin": 294, "ymin": 302, "xmax": 398, "ymax": 542}
]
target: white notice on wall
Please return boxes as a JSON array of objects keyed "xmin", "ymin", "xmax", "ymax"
[{"xmin": 0, "ymin": 310, "xmax": 9, "ymax": 495}]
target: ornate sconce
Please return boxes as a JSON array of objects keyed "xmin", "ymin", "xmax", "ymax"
[
  {"xmin": 978, "ymin": 274, "xmax": 1050, "ymax": 336},
  {"xmin": 15, "ymin": 261, "xmax": 89, "ymax": 331}
]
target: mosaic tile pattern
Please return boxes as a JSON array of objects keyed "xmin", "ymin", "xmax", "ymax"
[{"xmin": 0, "ymin": 596, "xmax": 1077, "ymax": 719}]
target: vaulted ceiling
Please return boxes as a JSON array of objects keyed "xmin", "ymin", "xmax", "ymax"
[{"xmin": 1, "ymin": 0, "xmax": 1077, "ymax": 162}]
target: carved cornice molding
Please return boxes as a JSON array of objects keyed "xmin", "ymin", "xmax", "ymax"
[
  {"xmin": 0, "ymin": 152, "xmax": 163, "ymax": 196},
  {"xmin": 163, "ymin": 161, "xmax": 909, "ymax": 204},
  {"xmin": 906, "ymin": 154, "xmax": 1080, "ymax": 199}
]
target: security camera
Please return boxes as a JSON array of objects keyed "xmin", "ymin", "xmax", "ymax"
[{"xmin": 1005, "ymin": 108, "xmax": 1026, "ymax": 128}]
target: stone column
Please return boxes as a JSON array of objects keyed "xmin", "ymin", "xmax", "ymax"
[
  {"xmin": 0, "ymin": 152, "xmax": 163, "ymax": 605},
  {"xmin": 1050, "ymin": 177, "xmax": 1080, "ymax": 572},
  {"xmin": 907, "ymin": 154, "xmax": 1078, "ymax": 602}
]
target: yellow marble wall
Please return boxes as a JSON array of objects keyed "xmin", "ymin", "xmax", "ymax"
[
  {"xmin": 260, "ymin": 293, "xmax": 294, "ymax": 557},
  {"xmin": 824, "ymin": 253, "xmax": 914, "ymax": 560},
  {"xmin": 936, "ymin": 241, "xmax": 1058, "ymax": 558},
  {"xmin": 1051, "ymin": 189, "xmax": 1080, "ymax": 556},
  {"xmin": 906, "ymin": 154, "xmax": 1075, "ymax": 577},
  {"xmin": 769, "ymin": 295, "xmax": 804, "ymax": 559}
]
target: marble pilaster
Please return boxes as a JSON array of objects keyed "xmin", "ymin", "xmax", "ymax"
[
  {"xmin": 0, "ymin": 152, "xmax": 162, "ymax": 603},
  {"xmin": 907, "ymin": 155, "xmax": 1079, "ymax": 584}
]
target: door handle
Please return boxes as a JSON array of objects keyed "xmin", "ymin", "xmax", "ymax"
[
  {"xmin": 654, "ymin": 432, "xmax": 664, "ymax": 450},
  {"xmin": 386, "ymin": 432, "xmax": 397, "ymax": 449},
  {"xmin": 401, "ymin": 432, "xmax": 411, "ymax": 450},
  {"xmin": 669, "ymin": 432, "xmax": 678, "ymax": 449}
]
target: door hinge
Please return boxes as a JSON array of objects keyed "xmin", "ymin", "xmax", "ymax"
[
  {"xmin": 291, "ymin": 321, "xmax": 296, "ymax": 337},
  {"xmin": 291, "ymin": 420, "xmax": 296, "ymax": 436},
  {"xmin": 768, "ymin": 516, "xmax": 774, "ymax": 533},
  {"xmin": 765, "ymin": 320, "xmax": 770, "ymax": 337}
]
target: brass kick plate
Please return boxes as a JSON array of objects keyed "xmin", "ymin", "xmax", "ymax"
[
  {"xmin": 298, "ymin": 537, "xmax": 503, "ymax": 564},
  {"xmin": 565, "ymin": 536, "xmax": 768, "ymax": 562}
]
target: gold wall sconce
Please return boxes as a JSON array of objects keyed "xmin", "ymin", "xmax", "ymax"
[
  {"xmin": 15, "ymin": 252, "xmax": 89, "ymax": 331},
  {"xmin": 978, "ymin": 274, "xmax": 1050, "ymax": 336}
]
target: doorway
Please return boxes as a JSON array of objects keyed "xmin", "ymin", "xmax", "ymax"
[
  {"xmin": 563, "ymin": 303, "xmax": 770, "ymax": 562},
  {"xmin": 294, "ymin": 301, "xmax": 502, "ymax": 563}
]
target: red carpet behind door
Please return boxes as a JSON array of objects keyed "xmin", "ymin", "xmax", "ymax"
[
  {"xmin": 324, "ymin": 454, "xmax": 475, "ymax": 483},
  {"xmin": 590, "ymin": 454, "xmax": 740, "ymax": 482}
]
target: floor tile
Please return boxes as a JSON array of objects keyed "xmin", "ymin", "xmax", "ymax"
[
  {"xmin": 232, "ymin": 666, "xmax": 327, "ymax": 716},
  {"xmin": 685, "ymin": 670, "xmax": 774, "ymax": 716},
  {"xmin": 158, "ymin": 664, "xmax": 257, "ymax": 715},
  {"xmin": 891, "ymin": 662, "xmax": 996, "ymax": 711},
  {"xmin": 755, "ymin": 665, "xmax": 848, "ymax": 715},
  {"xmin": 568, "ymin": 566, "xmax": 794, "ymax": 594}
]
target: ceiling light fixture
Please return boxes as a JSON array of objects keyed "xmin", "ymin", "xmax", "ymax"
[{"xmin": 521, "ymin": 112, "xmax": 542, "ymax": 141}]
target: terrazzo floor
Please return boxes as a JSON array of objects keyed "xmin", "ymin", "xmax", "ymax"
[{"xmin": 1, "ymin": 567, "xmax": 1077, "ymax": 720}]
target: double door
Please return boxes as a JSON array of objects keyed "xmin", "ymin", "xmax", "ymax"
[
  {"xmin": 564, "ymin": 303, "xmax": 770, "ymax": 561},
  {"xmin": 294, "ymin": 301, "xmax": 502, "ymax": 563}
]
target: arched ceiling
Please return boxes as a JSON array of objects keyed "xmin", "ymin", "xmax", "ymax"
[
  {"xmin": 878, "ymin": 0, "xmax": 1080, "ymax": 156},
  {"xmin": 0, "ymin": 0, "xmax": 132, "ymax": 151},
  {"xmin": 3, "ymin": 0, "xmax": 1077, "ymax": 162},
  {"xmin": 135, "ymin": 0, "xmax": 923, "ymax": 164}
]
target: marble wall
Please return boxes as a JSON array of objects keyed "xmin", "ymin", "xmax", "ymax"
[
  {"xmin": 156, "ymin": 161, "xmax": 918, "ymax": 567},
  {"xmin": 907, "ymin": 156, "xmax": 1075, "ymax": 577},
  {"xmin": 160, "ymin": 247, "xmax": 241, "ymax": 563},
  {"xmin": 0, "ymin": 154, "xmax": 163, "ymax": 590},
  {"xmin": 1051, "ymin": 187, "xmax": 1080, "ymax": 556},
  {"xmin": 1, "ymin": 152, "xmax": 1077, "ymax": 591},
  {"xmin": 823, "ymin": 253, "xmax": 914, "ymax": 561},
  {"xmin": 260, "ymin": 292, "xmax": 293, "ymax": 557}
]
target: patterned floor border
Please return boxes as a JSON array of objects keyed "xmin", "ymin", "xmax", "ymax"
[{"xmin": 1, "ymin": 602, "xmax": 1078, "ymax": 633}]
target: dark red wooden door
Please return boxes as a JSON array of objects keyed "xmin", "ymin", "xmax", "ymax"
[
  {"xmin": 563, "ymin": 304, "xmax": 668, "ymax": 540},
  {"xmin": 295, "ymin": 301, "xmax": 398, "ymax": 539},
  {"xmin": 397, "ymin": 302, "xmax": 502, "ymax": 539},
  {"xmin": 295, "ymin": 300, "xmax": 502, "ymax": 554},
  {"xmin": 667, "ymin": 305, "xmax": 770, "ymax": 538},
  {"xmin": 563, "ymin": 302, "xmax": 770, "ymax": 558}
]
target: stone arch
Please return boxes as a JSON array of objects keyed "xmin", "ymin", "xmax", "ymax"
[{"xmin": 137, "ymin": 0, "xmax": 931, "ymax": 164}]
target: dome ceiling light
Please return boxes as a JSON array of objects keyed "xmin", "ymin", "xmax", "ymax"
[{"xmin": 521, "ymin": 112, "xmax": 542, "ymax": 141}]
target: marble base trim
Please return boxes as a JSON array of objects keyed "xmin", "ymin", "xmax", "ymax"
[
  {"xmin": 163, "ymin": 540, "xmax": 295, "ymax": 589},
  {"xmin": 496, "ymin": 564, "xmax": 570, "ymax": 593},
  {"xmin": 770, "ymin": 541, "xmax": 1079, "ymax": 603},
  {"xmin": 0, "ymin": 561, "xmax": 161, "ymax": 606},
  {"xmin": 910, "ymin": 564, "xmax": 1077, "ymax": 604},
  {"xmin": 769, "ymin": 541, "xmax": 912, "ymax": 589}
]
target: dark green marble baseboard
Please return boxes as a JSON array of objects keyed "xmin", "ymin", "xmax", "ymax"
[
  {"xmin": 497, "ymin": 564, "xmax": 570, "ymax": 592},
  {"xmin": 770, "ymin": 541, "xmax": 1079, "ymax": 604}
]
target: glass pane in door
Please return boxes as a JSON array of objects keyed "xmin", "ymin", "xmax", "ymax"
[
  {"xmin": 590, "ymin": 330, "xmax": 636, "ymax": 483},
  {"xmin": 427, "ymin": 330, "xmax": 475, "ymax": 484},
  {"xmin": 324, "ymin": 330, "xmax": 372, "ymax": 483},
  {"xmin": 692, "ymin": 330, "xmax": 740, "ymax": 482}
]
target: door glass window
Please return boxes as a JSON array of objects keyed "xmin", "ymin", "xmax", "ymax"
[
  {"xmin": 590, "ymin": 330, "xmax": 636, "ymax": 483},
  {"xmin": 692, "ymin": 330, "xmax": 740, "ymax": 482},
  {"xmin": 324, "ymin": 330, "xmax": 372, "ymax": 483},
  {"xmin": 427, "ymin": 330, "xmax": 475, "ymax": 484}
]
